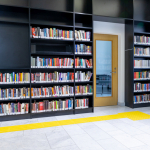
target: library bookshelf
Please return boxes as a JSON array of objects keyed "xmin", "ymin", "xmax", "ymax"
[{"xmin": 0, "ymin": 0, "xmax": 93, "ymax": 121}]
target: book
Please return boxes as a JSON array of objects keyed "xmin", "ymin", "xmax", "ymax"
[
  {"xmin": 31, "ymin": 57, "xmax": 74, "ymax": 68},
  {"xmin": 0, "ymin": 72, "xmax": 30, "ymax": 84},
  {"xmin": 75, "ymin": 71, "xmax": 92, "ymax": 82},
  {"xmin": 134, "ymin": 83, "xmax": 150, "ymax": 92},
  {"xmin": 31, "ymin": 72, "xmax": 74, "ymax": 83},
  {"xmin": 75, "ymin": 44, "xmax": 92, "ymax": 54},
  {"xmin": 134, "ymin": 60, "xmax": 150, "ymax": 68},
  {"xmin": 134, "ymin": 47, "xmax": 150, "ymax": 56},
  {"xmin": 75, "ymin": 58, "xmax": 92, "ymax": 68},
  {"xmin": 75, "ymin": 30, "xmax": 91, "ymax": 41},
  {"xmin": 31, "ymin": 26, "xmax": 74, "ymax": 40},
  {"xmin": 0, "ymin": 102, "xmax": 29, "ymax": 116},
  {"xmin": 75, "ymin": 84, "xmax": 93, "ymax": 95},
  {"xmin": 0, "ymin": 88, "xmax": 30, "ymax": 99},
  {"xmin": 32, "ymin": 99, "xmax": 73, "ymax": 112},
  {"xmin": 134, "ymin": 71, "xmax": 150, "ymax": 80},
  {"xmin": 31, "ymin": 85, "xmax": 74, "ymax": 98},
  {"xmin": 134, "ymin": 35, "xmax": 150, "ymax": 44},
  {"xmin": 134, "ymin": 94, "xmax": 150, "ymax": 104},
  {"xmin": 75, "ymin": 98, "xmax": 89, "ymax": 109}
]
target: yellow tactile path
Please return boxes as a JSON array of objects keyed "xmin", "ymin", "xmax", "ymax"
[{"xmin": 0, "ymin": 111, "xmax": 150, "ymax": 134}]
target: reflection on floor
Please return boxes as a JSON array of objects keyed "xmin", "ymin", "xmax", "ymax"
[{"xmin": 0, "ymin": 106, "xmax": 150, "ymax": 150}]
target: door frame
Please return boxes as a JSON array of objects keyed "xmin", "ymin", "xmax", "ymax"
[{"xmin": 94, "ymin": 33, "xmax": 118, "ymax": 107}]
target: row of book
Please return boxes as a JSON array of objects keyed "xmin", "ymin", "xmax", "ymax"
[
  {"xmin": 31, "ymin": 57, "xmax": 74, "ymax": 68},
  {"xmin": 0, "ymin": 72, "xmax": 30, "ymax": 84},
  {"xmin": 75, "ymin": 98, "xmax": 89, "ymax": 109},
  {"xmin": 32, "ymin": 99, "xmax": 73, "ymax": 112},
  {"xmin": 75, "ymin": 71, "xmax": 92, "ymax": 82},
  {"xmin": 31, "ymin": 71, "xmax": 92, "ymax": 83},
  {"xmin": 134, "ymin": 71, "xmax": 150, "ymax": 80},
  {"xmin": 75, "ymin": 85, "xmax": 93, "ymax": 95},
  {"xmin": 134, "ymin": 83, "xmax": 150, "ymax": 92},
  {"xmin": 0, "ymin": 103, "xmax": 29, "ymax": 115},
  {"xmin": 31, "ymin": 86, "xmax": 74, "ymax": 97},
  {"xmin": 75, "ymin": 44, "xmax": 92, "ymax": 54},
  {"xmin": 134, "ymin": 47, "xmax": 150, "ymax": 56},
  {"xmin": 31, "ymin": 72, "xmax": 74, "ymax": 83},
  {"xmin": 31, "ymin": 27, "xmax": 74, "ymax": 40},
  {"xmin": 75, "ymin": 58, "xmax": 92, "ymax": 68},
  {"xmin": 0, "ymin": 88, "xmax": 30, "ymax": 100},
  {"xmin": 134, "ymin": 60, "xmax": 150, "ymax": 68},
  {"xmin": 134, "ymin": 36, "xmax": 150, "ymax": 44},
  {"xmin": 134, "ymin": 94, "xmax": 150, "ymax": 104},
  {"xmin": 75, "ymin": 30, "xmax": 91, "ymax": 41}
]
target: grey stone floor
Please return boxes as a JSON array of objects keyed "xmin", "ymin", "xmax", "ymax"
[{"xmin": 0, "ymin": 106, "xmax": 150, "ymax": 150}]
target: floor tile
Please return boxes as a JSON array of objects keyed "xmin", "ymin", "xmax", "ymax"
[
  {"xmin": 51, "ymin": 145, "xmax": 80, "ymax": 150},
  {"xmin": 70, "ymin": 133, "xmax": 104, "ymax": 150},
  {"xmin": 106, "ymin": 129, "xmax": 126, "ymax": 136},
  {"xmin": 55, "ymin": 115, "xmax": 71, "ymax": 121},
  {"xmin": 134, "ymin": 133, "xmax": 150, "ymax": 146},
  {"xmin": 97, "ymin": 138, "xmax": 129, "ymax": 150},
  {"xmin": 63, "ymin": 124, "xmax": 86, "ymax": 136},
  {"xmin": 38, "ymin": 116, "xmax": 57, "ymax": 123},
  {"xmin": 130, "ymin": 145, "xmax": 150, "ymax": 150},
  {"xmin": 113, "ymin": 133, "xmax": 145, "ymax": 148},
  {"xmin": 78, "ymin": 122, "xmax": 111, "ymax": 140},
  {"xmin": 93, "ymin": 121, "xmax": 118, "ymax": 132}
]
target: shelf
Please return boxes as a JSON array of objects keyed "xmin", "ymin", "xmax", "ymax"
[
  {"xmin": 0, "ymin": 113, "xmax": 30, "ymax": 121},
  {"xmin": 134, "ymin": 31, "xmax": 150, "ymax": 35},
  {"xmin": 75, "ymin": 41, "xmax": 93, "ymax": 43},
  {"xmin": 31, "ymin": 109, "xmax": 74, "ymax": 118},
  {"xmin": 75, "ymin": 68, "xmax": 93, "ymax": 70},
  {"xmin": 31, "ymin": 68, "xmax": 74, "ymax": 71},
  {"xmin": 134, "ymin": 80, "xmax": 150, "ymax": 82},
  {"xmin": 0, "ymin": 98, "xmax": 30, "ymax": 102},
  {"xmin": 75, "ymin": 12, "xmax": 92, "ymax": 16},
  {"xmin": 75, "ymin": 94, "xmax": 93, "ymax": 97},
  {"xmin": 0, "ymin": 20, "xmax": 29, "ymax": 25},
  {"xmin": 31, "ymin": 82, "xmax": 74, "ymax": 85},
  {"xmin": 31, "ymin": 96, "xmax": 74, "ymax": 100},
  {"xmin": 30, "ymin": 22, "xmax": 73, "ymax": 29},
  {"xmin": 75, "ymin": 81, "xmax": 93, "ymax": 84},
  {"xmin": 134, "ymin": 91, "xmax": 150, "ymax": 93},
  {"xmin": 75, "ymin": 107, "xmax": 93, "ymax": 114},
  {"xmin": 75, "ymin": 54, "xmax": 92, "ymax": 56},
  {"xmin": 0, "ymin": 4, "xmax": 29, "ymax": 9},
  {"xmin": 0, "ymin": 68, "xmax": 30, "ymax": 70},
  {"xmin": 134, "ymin": 56, "xmax": 150, "ymax": 58},
  {"xmin": 134, "ymin": 43, "xmax": 150, "ymax": 46},
  {"xmin": 31, "ymin": 53, "xmax": 74, "ymax": 56},
  {"xmin": 30, "ymin": 7, "xmax": 73, "ymax": 14},
  {"xmin": 75, "ymin": 26, "xmax": 92, "ymax": 29},
  {"xmin": 133, "ymin": 103, "xmax": 150, "ymax": 108},
  {"xmin": 134, "ymin": 68, "xmax": 150, "ymax": 70}
]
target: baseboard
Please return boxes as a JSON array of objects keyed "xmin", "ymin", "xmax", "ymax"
[{"xmin": 118, "ymin": 102, "xmax": 125, "ymax": 106}]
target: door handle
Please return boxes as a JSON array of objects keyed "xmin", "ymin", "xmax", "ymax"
[{"xmin": 110, "ymin": 71, "xmax": 116, "ymax": 73}]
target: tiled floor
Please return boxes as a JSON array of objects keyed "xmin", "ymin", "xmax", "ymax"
[{"xmin": 1, "ymin": 106, "xmax": 150, "ymax": 150}]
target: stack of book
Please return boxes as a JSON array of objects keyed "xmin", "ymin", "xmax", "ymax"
[
  {"xmin": 134, "ymin": 35, "xmax": 150, "ymax": 44},
  {"xmin": 31, "ymin": 57, "xmax": 74, "ymax": 68},
  {"xmin": 31, "ymin": 72, "xmax": 74, "ymax": 83},
  {"xmin": 75, "ymin": 44, "xmax": 92, "ymax": 54},
  {"xmin": 134, "ymin": 47, "xmax": 150, "ymax": 56},
  {"xmin": 134, "ymin": 71, "xmax": 150, "ymax": 80},
  {"xmin": 75, "ymin": 98, "xmax": 89, "ymax": 109},
  {"xmin": 0, "ymin": 103, "xmax": 29, "ymax": 116},
  {"xmin": 75, "ymin": 30, "xmax": 91, "ymax": 41},
  {"xmin": 0, "ymin": 72, "xmax": 30, "ymax": 84},
  {"xmin": 75, "ymin": 58, "xmax": 92, "ymax": 68},
  {"xmin": 31, "ymin": 85, "xmax": 74, "ymax": 98},
  {"xmin": 32, "ymin": 99, "xmax": 73, "ymax": 113},
  {"xmin": 134, "ymin": 60, "xmax": 150, "ymax": 68},
  {"xmin": 134, "ymin": 94, "xmax": 150, "ymax": 104},
  {"xmin": 0, "ymin": 88, "xmax": 30, "ymax": 100},
  {"xmin": 134, "ymin": 83, "xmax": 150, "ymax": 92},
  {"xmin": 31, "ymin": 27, "xmax": 74, "ymax": 40},
  {"xmin": 75, "ymin": 71, "xmax": 92, "ymax": 82},
  {"xmin": 75, "ymin": 85, "xmax": 93, "ymax": 95}
]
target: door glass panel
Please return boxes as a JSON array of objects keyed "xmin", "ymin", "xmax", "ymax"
[{"xmin": 96, "ymin": 40, "xmax": 112, "ymax": 97}]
